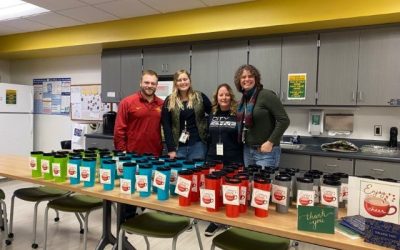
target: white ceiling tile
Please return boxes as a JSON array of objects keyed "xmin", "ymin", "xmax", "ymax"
[
  {"xmin": 1, "ymin": 19, "xmax": 51, "ymax": 32},
  {"xmin": 57, "ymin": 5, "xmax": 118, "ymax": 23},
  {"xmin": 26, "ymin": 12, "xmax": 84, "ymax": 28},
  {"xmin": 24, "ymin": 0, "xmax": 88, "ymax": 11},
  {"xmin": 95, "ymin": 0, "xmax": 159, "ymax": 18},
  {"xmin": 138, "ymin": 0, "xmax": 205, "ymax": 13},
  {"xmin": 80, "ymin": 0, "xmax": 116, "ymax": 4},
  {"xmin": 200, "ymin": 0, "xmax": 253, "ymax": 7}
]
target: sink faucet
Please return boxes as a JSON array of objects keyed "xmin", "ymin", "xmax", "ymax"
[{"xmin": 290, "ymin": 132, "xmax": 301, "ymax": 144}]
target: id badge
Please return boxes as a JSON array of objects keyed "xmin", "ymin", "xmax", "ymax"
[
  {"xmin": 179, "ymin": 131, "xmax": 189, "ymax": 143},
  {"xmin": 216, "ymin": 143, "xmax": 223, "ymax": 156}
]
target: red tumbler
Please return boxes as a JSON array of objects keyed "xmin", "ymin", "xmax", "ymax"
[
  {"xmin": 190, "ymin": 168, "xmax": 201, "ymax": 202},
  {"xmin": 214, "ymin": 160, "xmax": 223, "ymax": 171},
  {"xmin": 253, "ymin": 177, "xmax": 272, "ymax": 217},
  {"xmin": 177, "ymin": 170, "xmax": 193, "ymax": 206},
  {"xmin": 224, "ymin": 178, "xmax": 241, "ymax": 218},
  {"xmin": 235, "ymin": 174, "xmax": 250, "ymax": 213},
  {"xmin": 205, "ymin": 173, "xmax": 221, "ymax": 212}
]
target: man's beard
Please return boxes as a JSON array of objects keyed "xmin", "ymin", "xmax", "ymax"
[{"xmin": 141, "ymin": 88, "xmax": 155, "ymax": 97}]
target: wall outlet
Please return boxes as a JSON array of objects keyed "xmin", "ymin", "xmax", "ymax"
[{"xmin": 374, "ymin": 125, "xmax": 382, "ymax": 136}]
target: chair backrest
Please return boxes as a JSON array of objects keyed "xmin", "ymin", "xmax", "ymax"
[{"xmin": 60, "ymin": 140, "xmax": 71, "ymax": 150}]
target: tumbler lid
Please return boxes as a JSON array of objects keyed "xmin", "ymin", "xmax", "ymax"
[
  {"xmin": 275, "ymin": 174, "xmax": 291, "ymax": 181},
  {"xmin": 169, "ymin": 163, "xmax": 182, "ymax": 169},
  {"xmin": 205, "ymin": 174, "xmax": 220, "ymax": 180},
  {"xmin": 332, "ymin": 172, "xmax": 349, "ymax": 178},
  {"xmin": 225, "ymin": 178, "xmax": 241, "ymax": 184},
  {"xmin": 123, "ymin": 162, "xmax": 137, "ymax": 167},
  {"xmin": 178, "ymin": 169, "xmax": 193, "ymax": 175},
  {"xmin": 254, "ymin": 177, "xmax": 271, "ymax": 184},
  {"xmin": 156, "ymin": 166, "xmax": 171, "ymax": 171},
  {"xmin": 297, "ymin": 177, "xmax": 313, "ymax": 183},
  {"xmin": 82, "ymin": 157, "xmax": 96, "ymax": 161},
  {"xmin": 103, "ymin": 160, "xmax": 116, "ymax": 164},
  {"xmin": 119, "ymin": 157, "xmax": 132, "ymax": 161},
  {"xmin": 322, "ymin": 178, "xmax": 341, "ymax": 186},
  {"xmin": 31, "ymin": 151, "xmax": 43, "ymax": 155},
  {"xmin": 53, "ymin": 154, "xmax": 67, "ymax": 158}
]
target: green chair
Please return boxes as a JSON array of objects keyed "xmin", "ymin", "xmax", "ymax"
[
  {"xmin": 0, "ymin": 189, "xmax": 10, "ymax": 246},
  {"xmin": 8, "ymin": 186, "xmax": 70, "ymax": 248},
  {"xmin": 211, "ymin": 227, "xmax": 290, "ymax": 250},
  {"xmin": 43, "ymin": 194, "xmax": 103, "ymax": 250},
  {"xmin": 118, "ymin": 212, "xmax": 203, "ymax": 250}
]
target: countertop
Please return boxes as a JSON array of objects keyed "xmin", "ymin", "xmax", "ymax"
[
  {"xmin": 85, "ymin": 132, "xmax": 113, "ymax": 139},
  {"xmin": 281, "ymin": 136, "xmax": 400, "ymax": 163}
]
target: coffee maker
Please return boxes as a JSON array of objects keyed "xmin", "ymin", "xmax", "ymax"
[
  {"xmin": 103, "ymin": 111, "xmax": 116, "ymax": 135},
  {"xmin": 388, "ymin": 127, "xmax": 398, "ymax": 147}
]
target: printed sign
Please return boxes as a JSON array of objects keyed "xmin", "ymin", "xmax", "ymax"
[
  {"xmin": 153, "ymin": 171, "xmax": 167, "ymax": 190},
  {"xmin": 99, "ymin": 169, "xmax": 111, "ymax": 184},
  {"xmin": 272, "ymin": 184, "xmax": 288, "ymax": 206},
  {"xmin": 239, "ymin": 186, "xmax": 247, "ymax": 205},
  {"xmin": 251, "ymin": 188, "xmax": 271, "ymax": 210},
  {"xmin": 298, "ymin": 206, "xmax": 335, "ymax": 234},
  {"xmin": 117, "ymin": 162, "xmax": 124, "ymax": 176},
  {"xmin": 170, "ymin": 169, "xmax": 178, "ymax": 185},
  {"xmin": 222, "ymin": 185, "xmax": 240, "ymax": 205},
  {"xmin": 67, "ymin": 163, "xmax": 78, "ymax": 178},
  {"xmin": 41, "ymin": 159, "xmax": 50, "ymax": 173},
  {"xmin": 120, "ymin": 179, "xmax": 132, "ymax": 194},
  {"xmin": 80, "ymin": 166, "xmax": 91, "ymax": 182},
  {"xmin": 175, "ymin": 177, "xmax": 191, "ymax": 197},
  {"xmin": 200, "ymin": 189, "xmax": 216, "ymax": 209},
  {"xmin": 52, "ymin": 163, "xmax": 61, "ymax": 177},
  {"xmin": 313, "ymin": 185, "xmax": 320, "ymax": 203},
  {"xmin": 297, "ymin": 190, "xmax": 315, "ymax": 207},
  {"xmin": 320, "ymin": 186, "xmax": 339, "ymax": 208},
  {"xmin": 348, "ymin": 177, "xmax": 400, "ymax": 224},
  {"xmin": 287, "ymin": 73, "xmax": 307, "ymax": 100},
  {"xmin": 191, "ymin": 175, "xmax": 198, "ymax": 192},
  {"xmin": 340, "ymin": 183, "xmax": 349, "ymax": 202},
  {"xmin": 29, "ymin": 157, "xmax": 37, "ymax": 170},
  {"xmin": 364, "ymin": 218, "xmax": 400, "ymax": 249},
  {"xmin": 135, "ymin": 175, "xmax": 149, "ymax": 192}
]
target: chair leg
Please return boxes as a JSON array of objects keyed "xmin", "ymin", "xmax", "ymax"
[
  {"xmin": 0, "ymin": 201, "xmax": 9, "ymax": 245},
  {"xmin": 144, "ymin": 236, "xmax": 150, "ymax": 250},
  {"xmin": 0, "ymin": 205, "xmax": 4, "ymax": 229},
  {"xmin": 193, "ymin": 219, "xmax": 203, "ymax": 250},
  {"xmin": 31, "ymin": 201, "xmax": 41, "ymax": 248},
  {"xmin": 43, "ymin": 206, "xmax": 50, "ymax": 250},
  {"xmin": 74, "ymin": 212, "xmax": 84, "ymax": 233},
  {"xmin": 172, "ymin": 236, "xmax": 178, "ymax": 250},
  {"xmin": 210, "ymin": 242, "xmax": 216, "ymax": 250},
  {"xmin": 8, "ymin": 194, "xmax": 15, "ymax": 238},
  {"xmin": 117, "ymin": 228, "xmax": 125, "ymax": 250},
  {"xmin": 54, "ymin": 209, "xmax": 60, "ymax": 221},
  {"xmin": 83, "ymin": 211, "xmax": 92, "ymax": 250}
]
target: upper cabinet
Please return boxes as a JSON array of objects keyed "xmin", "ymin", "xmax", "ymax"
[
  {"xmin": 191, "ymin": 40, "xmax": 248, "ymax": 97},
  {"xmin": 249, "ymin": 37, "xmax": 282, "ymax": 95},
  {"xmin": 317, "ymin": 31, "xmax": 360, "ymax": 106},
  {"xmin": 358, "ymin": 27, "xmax": 400, "ymax": 106},
  {"xmin": 143, "ymin": 45, "xmax": 190, "ymax": 75},
  {"xmin": 101, "ymin": 49, "xmax": 142, "ymax": 103},
  {"xmin": 281, "ymin": 34, "xmax": 318, "ymax": 105},
  {"xmin": 101, "ymin": 50, "xmax": 121, "ymax": 103}
]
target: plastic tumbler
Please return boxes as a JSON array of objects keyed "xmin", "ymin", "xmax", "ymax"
[
  {"xmin": 156, "ymin": 166, "xmax": 171, "ymax": 201},
  {"xmin": 193, "ymin": 158, "xmax": 204, "ymax": 168},
  {"xmin": 151, "ymin": 161, "xmax": 164, "ymax": 192},
  {"xmin": 224, "ymin": 178, "xmax": 241, "ymax": 218},
  {"xmin": 123, "ymin": 162, "xmax": 137, "ymax": 194},
  {"xmin": 253, "ymin": 177, "xmax": 272, "ymax": 217},
  {"xmin": 138, "ymin": 164, "xmax": 152, "ymax": 197},
  {"xmin": 296, "ymin": 177, "xmax": 314, "ymax": 206},
  {"xmin": 321, "ymin": 178, "xmax": 341, "ymax": 218},
  {"xmin": 53, "ymin": 154, "xmax": 68, "ymax": 183},
  {"xmin": 100, "ymin": 155, "xmax": 113, "ymax": 168},
  {"xmin": 235, "ymin": 174, "xmax": 250, "ymax": 213},
  {"xmin": 333, "ymin": 172, "xmax": 349, "ymax": 208},
  {"xmin": 41, "ymin": 153, "xmax": 54, "ymax": 180},
  {"xmin": 101, "ymin": 160, "xmax": 116, "ymax": 191},
  {"xmin": 205, "ymin": 173, "xmax": 221, "ymax": 212},
  {"xmin": 117, "ymin": 156, "xmax": 132, "ymax": 179},
  {"xmin": 274, "ymin": 174, "xmax": 292, "ymax": 214},
  {"xmin": 169, "ymin": 163, "xmax": 182, "ymax": 196},
  {"xmin": 68, "ymin": 156, "xmax": 82, "ymax": 185},
  {"xmin": 177, "ymin": 170, "xmax": 193, "ymax": 206},
  {"xmin": 81, "ymin": 157, "xmax": 96, "ymax": 187},
  {"xmin": 182, "ymin": 161, "xmax": 195, "ymax": 170},
  {"xmin": 190, "ymin": 168, "xmax": 201, "ymax": 202},
  {"xmin": 30, "ymin": 151, "xmax": 43, "ymax": 178}
]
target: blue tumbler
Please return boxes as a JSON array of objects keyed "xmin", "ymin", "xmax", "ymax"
[
  {"xmin": 156, "ymin": 166, "xmax": 171, "ymax": 201},
  {"xmin": 193, "ymin": 158, "xmax": 205, "ymax": 168},
  {"xmin": 100, "ymin": 155, "xmax": 113, "ymax": 168},
  {"xmin": 175, "ymin": 157, "xmax": 185, "ymax": 165},
  {"xmin": 116, "ymin": 156, "xmax": 131, "ymax": 179},
  {"xmin": 151, "ymin": 161, "xmax": 165, "ymax": 193},
  {"xmin": 164, "ymin": 158, "xmax": 177, "ymax": 167},
  {"xmin": 102, "ymin": 160, "xmax": 116, "ymax": 191},
  {"xmin": 81, "ymin": 157, "xmax": 96, "ymax": 187},
  {"xmin": 169, "ymin": 163, "xmax": 182, "ymax": 196},
  {"xmin": 138, "ymin": 164, "xmax": 152, "ymax": 197},
  {"xmin": 123, "ymin": 162, "xmax": 137, "ymax": 194},
  {"xmin": 182, "ymin": 160, "xmax": 195, "ymax": 170},
  {"xmin": 68, "ymin": 156, "xmax": 82, "ymax": 185}
]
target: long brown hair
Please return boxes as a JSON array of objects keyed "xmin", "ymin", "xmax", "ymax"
[
  {"xmin": 211, "ymin": 83, "xmax": 237, "ymax": 115},
  {"xmin": 234, "ymin": 64, "xmax": 263, "ymax": 92},
  {"xmin": 167, "ymin": 69, "xmax": 201, "ymax": 111}
]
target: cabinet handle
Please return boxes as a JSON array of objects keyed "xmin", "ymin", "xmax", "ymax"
[
  {"xmin": 325, "ymin": 164, "xmax": 337, "ymax": 168},
  {"xmin": 371, "ymin": 168, "xmax": 385, "ymax": 172},
  {"xmin": 358, "ymin": 91, "xmax": 363, "ymax": 101},
  {"xmin": 352, "ymin": 91, "xmax": 356, "ymax": 101},
  {"xmin": 281, "ymin": 91, "xmax": 285, "ymax": 101},
  {"xmin": 165, "ymin": 63, "xmax": 168, "ymax": 72},
  {"xmin": 161, "ymin": 64, "xmax": 164, "ymax": 72}
]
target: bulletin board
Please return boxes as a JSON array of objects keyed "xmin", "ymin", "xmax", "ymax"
[
  {"xmin": 70, "ymin": 84, "xmax": 113, "ymax": 121},
  {"xmin": 33, "ymin": 77, "xmax": 71, "ymax": 115}
]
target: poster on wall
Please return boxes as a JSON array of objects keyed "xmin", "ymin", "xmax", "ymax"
[
  {"xmin": 33, "ymin": 78, "xmax": 71, "ymax": 115},
  {"xmin": 156, "ymin": 81, "xmax": 173, "ymax": 100},
  {"xmin": 287, "ymin": 73, "xmax": 306, "ymax": 100},
  {"xmin": 70, "ymin": 84, "xmax": 115, "ymax": 121}
]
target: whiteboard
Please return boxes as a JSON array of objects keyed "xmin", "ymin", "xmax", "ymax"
[{"xmin": 70, "ymin": 84, "xmax": 113, "ymax": 121}]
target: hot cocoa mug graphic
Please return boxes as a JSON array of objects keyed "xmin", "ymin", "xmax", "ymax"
[
  {"xmin": 202, "ymin": 194, "xmax": 214, "ymax": 204},
  {"xmin": 323, "ymin": 191, "xmax": 336, "ymax": 202},
  {"xmin": 30, "ymin": 159, "xmax": 36, "ymax": 168},
  {"xmin": 255, "ymin": 194, "xmax": 267, "ymax": 205},
  {"xmin": 273, "ymin": 190, "xmax": 286, "ymax": 201},
  {"xmin": 137, "ymin": 179, "xmax": 147, "ymax": 188},
  {"xmin": 42, "ymin": 163, "xmax": 48, "ymax": 171},
  {"xmin": 177, "ymin": 183, "xmax": 189, "ymax": 192},
  {"xmin": 121, "ymin": 182, "xmax": 130, "ymax": 191},
  {"xmin": 53, "ymin": 168, "xmax": 59, "ymax": 175},
  {"xmin": 225, "ymin": 192, "xmax": 237, "ymax": 201},
  {"xmin": 68, "ymin": 168, "xmax": 76, "ymax": 176},
  {"xmin": 101, "ymin": 173, "xmax": 109, "ymax": 181},
  {"xmin": 81, "ymin": 170, "xmax": 89, "ymax": 179},
  {"xmin": 155, "ymin": 176, "xmax": 164, "ymax": 185},
  {"xmin": 364, "ymin": 196, "xmax": 397, "ymax": 217},
  {"xmin": 299, "ymin": 196, "xmax": 313, "ymax": 206}
]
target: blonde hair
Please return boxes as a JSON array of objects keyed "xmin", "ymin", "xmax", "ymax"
[
  {"xmin": 167, "ymin": 69, "xmax": 201, "ymax": 111},
  {"xmin": 211, "ymin": 83, "xmax": 237, "ymax": 115}
]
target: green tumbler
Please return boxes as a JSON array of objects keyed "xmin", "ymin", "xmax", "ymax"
[
  {"xmin": 30, "ymin": 151, "xmax": 43, "ymax": 178},
  {"xmin": 53, "ymin": 154, "xmax": 68, "ymax": 183},
  {"xmin": 41, "ymin": 153, "xmax": 54, "ymax": 180}
]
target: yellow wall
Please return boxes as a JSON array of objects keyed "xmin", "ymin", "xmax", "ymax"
[{"xmin": 2, "ymin": 0, "xmax": 400, "ymax": 58}]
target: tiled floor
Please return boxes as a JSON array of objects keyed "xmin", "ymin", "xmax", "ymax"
[{"xmin": 0, "ymin": 179, "xmax": 333, "ymax": 250}]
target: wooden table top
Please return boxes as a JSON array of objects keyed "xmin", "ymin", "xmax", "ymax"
[{"xmin": 0, "ymin": 155, "xmax": 389, "ymax": 250}]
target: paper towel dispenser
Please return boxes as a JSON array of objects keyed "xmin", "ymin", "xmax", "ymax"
[{"xmin": 324, "ymin": 114, "xmax": 354, "ymax": 136}]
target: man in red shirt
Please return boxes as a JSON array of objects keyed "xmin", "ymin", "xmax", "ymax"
[{"xmin": 114, "ymin": 70, "xmax": 164, "ymax": 156}]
